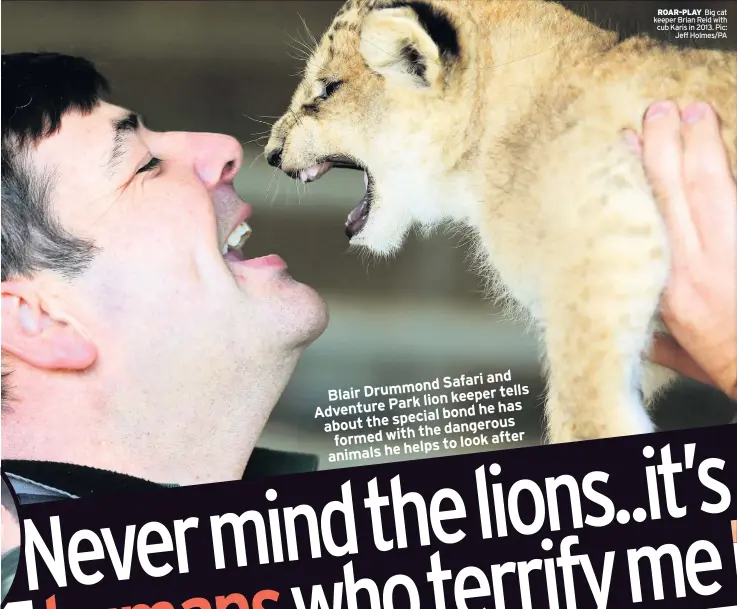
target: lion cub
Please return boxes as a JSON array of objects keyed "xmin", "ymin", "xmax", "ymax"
[{"xmin": 265, "ymin": 0, "xmax": 737, "ymax": 443}]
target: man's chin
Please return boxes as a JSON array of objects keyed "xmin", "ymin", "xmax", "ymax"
[
  {"xmin": 288, "ymin": 282, "xmax": 329, "ymax": 350},
  {"xmin": 220, "ymin": 249, "xmax": 328, "ymax": 349},
  {"xmin": 249, "ymin": 275, "xmax": 329, "ymax": 350}
]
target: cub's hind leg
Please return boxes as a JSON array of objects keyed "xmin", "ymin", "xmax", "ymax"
[{"xmin": 537, "ymin": 136, "xmax": 670, "ymax": 443}]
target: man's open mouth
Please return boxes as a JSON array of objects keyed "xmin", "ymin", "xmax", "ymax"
[
  {"xmin": 221, "ymin": 220, "xmax": 252, "ymax": 261},
  {"xmin": 293, "ymin": 156, "xmax": 372, "ymax": 239},
  {"xmin": 220, "ymin": 220, "xmax": 286, "ymax": 271}
]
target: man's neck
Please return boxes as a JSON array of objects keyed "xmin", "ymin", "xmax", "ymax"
[
  {"xmin": 3, "ymin": 391, "xmax": 286, "ymax": 487},
  {"xmin": 3, "ymin": 354, "xmax": 301, "ymax": 486}
]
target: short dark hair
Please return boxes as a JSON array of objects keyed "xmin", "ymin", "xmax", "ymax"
[{"xmin": 2, "ymin": 52, "xmax": 110, "ymax": 409}]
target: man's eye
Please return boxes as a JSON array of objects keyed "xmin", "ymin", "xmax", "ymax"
[{"xmin": 137, "ymin": 157, "xmax": 162, "ymax": 174}]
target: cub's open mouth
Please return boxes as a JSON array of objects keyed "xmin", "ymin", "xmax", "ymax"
[{"xmin": 294, "ymin": 156, "xmax": 373, "ymax": 239}]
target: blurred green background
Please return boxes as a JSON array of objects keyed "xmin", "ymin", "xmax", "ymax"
[{"xmin": 3, "ymin": 0, "xmax": 734, "ymax": 470}]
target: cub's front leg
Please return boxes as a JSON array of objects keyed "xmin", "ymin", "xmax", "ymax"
[{"xmin": 535, "ymin": 132, "xmax": 671, "ymax": 443}]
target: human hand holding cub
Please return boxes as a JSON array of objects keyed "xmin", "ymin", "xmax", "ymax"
[{"xmin": 625, "ymin": 101, "xmax": 737, "ymax": 400}]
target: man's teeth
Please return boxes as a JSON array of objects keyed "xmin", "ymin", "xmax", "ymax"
[{"xmin": 223, "ymin": 221, "xmax": 252, "ymax": 254}]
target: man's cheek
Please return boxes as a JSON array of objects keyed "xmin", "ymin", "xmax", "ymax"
[{"xmin": 83, "ymin": 256, "xmax": 183, "ymax": 323}]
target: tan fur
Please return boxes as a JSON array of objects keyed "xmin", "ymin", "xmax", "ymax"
[{"xmin": 266, "ymin": 0, "xmax": 737, "ymax": 443}]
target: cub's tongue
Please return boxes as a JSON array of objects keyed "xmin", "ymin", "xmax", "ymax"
[
  {"xmin": 345, "ymin": 195, "xmax": 369, "ymax": 238},
  {"xmin": 345, "ymin": 170, "xmax": 370, "ymax": 239}
]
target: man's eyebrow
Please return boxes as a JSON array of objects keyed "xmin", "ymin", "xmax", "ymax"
[{"xmin": 106, "ymin": 112, "xmax": 145, "ymax": 174}]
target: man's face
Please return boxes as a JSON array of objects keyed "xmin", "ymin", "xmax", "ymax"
[{"xmin": 24, "ymin": 102, "xmax": 327, "ymax": 477}]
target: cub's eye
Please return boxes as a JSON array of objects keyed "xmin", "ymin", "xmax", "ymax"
[
  {"xmin": 136, "ymin": 157, "xmax": 162, "ymax": 174},
  {"xmin": 316, "ymin": 80, "xmax": 343, "ymax": 101}
]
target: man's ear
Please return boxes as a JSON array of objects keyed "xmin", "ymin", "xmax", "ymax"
[
  {"xmin": 359, "ymin": 2, "xmax": 459, "ymax": 88},
  {"xmin": 1, "ymin": 281, "xmax": 97, "ymax": 371}
]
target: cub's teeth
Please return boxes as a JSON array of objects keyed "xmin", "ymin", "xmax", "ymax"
[
  {"xmin": 299, "ymin": 166, "xmax": 321, "ymax": 183},
  {"xmin": 225, "ymin": 221, "xmax": 252, "ymax": 251},
  {"xmin": 221, "ymin": 243, "xmax": 229, "ymax": 255},
  {"xmin": 299, "ymin": 163, "xmax": 333, "ymax": 183}
]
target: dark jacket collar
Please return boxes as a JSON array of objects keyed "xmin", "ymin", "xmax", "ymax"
[
  {"xmin": 3, "ymin": 448, "xmax": 319, "ymax": 505},
  {"xmin": 3, "ymin": 459, "xmax": 169, "ymax": 503}
]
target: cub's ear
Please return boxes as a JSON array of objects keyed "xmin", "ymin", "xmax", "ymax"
[{"xmin": 359, "ymin": 1, "xmax": 459, "ymax": 88}]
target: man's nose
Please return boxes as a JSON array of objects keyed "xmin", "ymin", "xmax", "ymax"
[
  {"xmin": 194, "ymin": 133, "xmax": 244, "ymax": 187},
  {"xmin": 266, "ymin": 146, "xmax": 283, "ymax": 168}
]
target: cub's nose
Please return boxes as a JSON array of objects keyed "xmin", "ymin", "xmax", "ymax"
[{"xmin": 266, "ymin": 147, "xmax": 283, "ymax": 168}]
